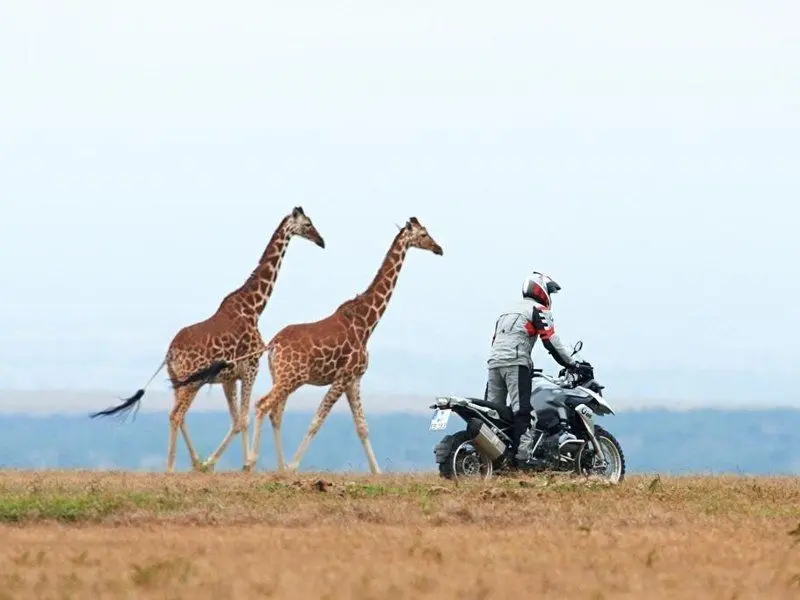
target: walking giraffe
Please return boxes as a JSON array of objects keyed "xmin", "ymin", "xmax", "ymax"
[
  {"xmin": 90, "ymin": 206, "xmax": 325, "ymax": 472},
  {"xmin": 242, "ymin": 216, "xmax": 443, "ymax": 474}
]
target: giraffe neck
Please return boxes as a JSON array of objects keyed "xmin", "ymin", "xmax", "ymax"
[
  {"xmin": 218, "ymin": 218, "xmax": 293, "ymax": 322},
  {"xmin": 355, "ymin": 231, "xmax": 409, "ymax": 339}
]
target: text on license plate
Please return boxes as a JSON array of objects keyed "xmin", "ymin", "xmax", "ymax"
[{"xmin": 429, "ymin": 408, "xmax": 452, "ymax": 431}]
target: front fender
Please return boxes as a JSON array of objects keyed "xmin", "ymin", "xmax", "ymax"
[{"xmin": 576, "ymin": 386, "xmax": 615, "ymax": 415}]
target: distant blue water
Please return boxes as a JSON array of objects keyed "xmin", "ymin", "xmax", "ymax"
[{"xmin": 0, "ymin": 409, "xmax": 798, "ymax": 475}]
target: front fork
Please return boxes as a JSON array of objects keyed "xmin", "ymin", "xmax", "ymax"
[{"xmin": 575, "ymin": 409, "xmax": 608, "ymax": 470}]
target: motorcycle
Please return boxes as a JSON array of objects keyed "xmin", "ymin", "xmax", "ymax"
[{"xmin": 429, "ymin": 341, "xmax": 626, "ymax": 483}]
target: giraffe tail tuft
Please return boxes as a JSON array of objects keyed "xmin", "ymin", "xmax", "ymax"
[
  {"xmin": 90, "ymin": 357, "xmax": 167, "ymax": 421},
  {"xmin": 172, "ymin": 360, "xmax": 233, "ymax": 389},
  {"xmin": 89, "ymin": 389, "xmax": 145, "ymax": 420}
]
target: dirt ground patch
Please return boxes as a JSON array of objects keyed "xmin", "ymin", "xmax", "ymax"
[{"xmin": 0, "ymin": 471, "xmax": 798, "ymax": 599}]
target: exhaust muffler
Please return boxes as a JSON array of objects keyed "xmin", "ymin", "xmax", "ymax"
[{"xmin": 466, "ymin": 418, "xmax": 507, "ymax": 461}]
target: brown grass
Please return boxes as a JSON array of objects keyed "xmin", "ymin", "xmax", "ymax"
[{"xmin": 0, "ymin": 470, "xmax": 798, "ymax": 599}]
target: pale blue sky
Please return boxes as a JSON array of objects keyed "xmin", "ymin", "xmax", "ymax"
[{"xmin": 0, "ymin": 1, "xmax": 798, "ymax": 408}]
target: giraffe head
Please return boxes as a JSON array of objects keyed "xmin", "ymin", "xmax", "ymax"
[
  {"xmin": 287, "ymin": 206, "xmax": 325, "ymax": 248},
  {"xmin": 399, "ymin": 216, "xmax": 443, "ymax": 256}
]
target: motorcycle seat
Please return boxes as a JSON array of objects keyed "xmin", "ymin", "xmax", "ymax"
[{"xmin": 465, "ymin": 398, "xmax": 514, "ymax": 423}]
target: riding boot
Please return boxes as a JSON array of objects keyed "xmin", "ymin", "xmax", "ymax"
[{"xmin": 511, "ymin": 412, "xmax": 532, "ymax": 462}]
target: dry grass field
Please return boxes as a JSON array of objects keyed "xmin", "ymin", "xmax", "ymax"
[{"xmin": 0, "ymin": 471, "xmax": 798, "ymax": 599}]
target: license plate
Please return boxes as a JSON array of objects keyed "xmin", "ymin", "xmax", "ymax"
[{"xmin": 429, "ymin": 408, "xmax": 452, "ymax": 431}]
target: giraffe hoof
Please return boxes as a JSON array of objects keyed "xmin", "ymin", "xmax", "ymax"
[{"xmin": 196, "ymin": 461, "xmax": 215, "ymax": 473}]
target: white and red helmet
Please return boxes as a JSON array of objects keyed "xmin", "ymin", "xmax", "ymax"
[{"xmin": 522, "ymin": 271, "xmax": 561, "ymax": 309}]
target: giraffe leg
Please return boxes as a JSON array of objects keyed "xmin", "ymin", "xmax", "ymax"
[
  {"xmin": 180, "ymin": 423, "xmax": 201, "ymax": 467},
  {"xmin": 237, "ymin": 363, "xmax": 258, "ymax": 467},
  {"xmin": 244, "ymin": 385, "xmax": 291, "ymax": 472},
  {"xmin": 287, "ymin": 379, "xmax": 348, "ymax": 472},
  {"xmin": 202, "ymin": 379, "xmax": 240, "ymax": 471},
  {"xmin": 345, "ymin": 378, "xmax": 381, "ymax": 475},
  {"xmin": 269, "ymin": 400, "xmax": 288, "ymax": 472},
  {"xmin": 168, "ymin": 386, "xmax": 202, "ymax": 473}
]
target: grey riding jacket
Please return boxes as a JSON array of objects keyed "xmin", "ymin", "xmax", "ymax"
[{"xmin": 487, "ymin": 298, "xmax": 577, "ymax": 370}]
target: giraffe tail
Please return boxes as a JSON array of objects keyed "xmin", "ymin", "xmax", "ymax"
[
  {"xmin": 89, "ymin": 389, "xmax": 145, "ymax": 419},
  {"xmin": 89, "ymin": 357, "xmax": 167, "ymax": 420},
  {"xmin": 171, "ymin": 359, "xmax": 234, "ymax": 389}
]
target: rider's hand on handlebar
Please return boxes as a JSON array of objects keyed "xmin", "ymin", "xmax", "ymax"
[{"xmin": 570, "ymin": 360, "xmax": 594, "ymax": 381}]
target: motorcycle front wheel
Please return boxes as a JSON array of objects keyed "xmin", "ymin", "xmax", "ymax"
[
  {"xmin": 575, "ymin": 425, "xmax": 626, "ymax": 484},
  {"xmin": 438, "ymin": 430, "xmax": 494, "ymax": 481}
]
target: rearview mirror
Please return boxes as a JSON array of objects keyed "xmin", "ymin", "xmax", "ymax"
[{"xmin": 571, "ymin": 340, "xmax": 583, "ymax": 355}]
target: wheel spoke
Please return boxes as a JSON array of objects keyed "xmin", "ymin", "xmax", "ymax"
[
  {"xmin": 452, "ymin": 440, "xmax": 492, "ymax": 480},
  {"xmin": 577, "ymin": 433, "xmax": 624, "ymax": 484}
]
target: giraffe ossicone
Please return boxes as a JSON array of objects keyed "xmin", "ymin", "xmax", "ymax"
[
  {"xmin": 90, "ymin": 206, "xmax": 326, "ymax": 473},
  {"xmin": 244, "ymin": 216, "xmax": 443, "ymax": 474}
]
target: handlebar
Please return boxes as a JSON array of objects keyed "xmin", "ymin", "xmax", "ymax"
[
  {"xmin": 532, "ymin": 371, "xmax": 574, "ymax": 388},
  {"xmin": 534, "ymin": 370, "xmax": 605, "ymax": 397}
]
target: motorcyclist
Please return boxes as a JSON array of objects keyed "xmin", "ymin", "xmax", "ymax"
[{"xmin": 485, "ymin": 271, "xmax": 593, "ymax": 465}]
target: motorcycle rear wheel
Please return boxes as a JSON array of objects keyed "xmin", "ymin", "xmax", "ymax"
[{"xmin": 438, "ymin": 430, "xmax": 494, "ymax": 481}]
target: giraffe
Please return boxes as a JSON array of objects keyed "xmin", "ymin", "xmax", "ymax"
[
  {"xmin": 242, "ymin": 216, "xmax": 443, "ymax": 474},
  {"xmin": 90, "ymin": 206, "xmax": 325, "ymax": 473}
]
